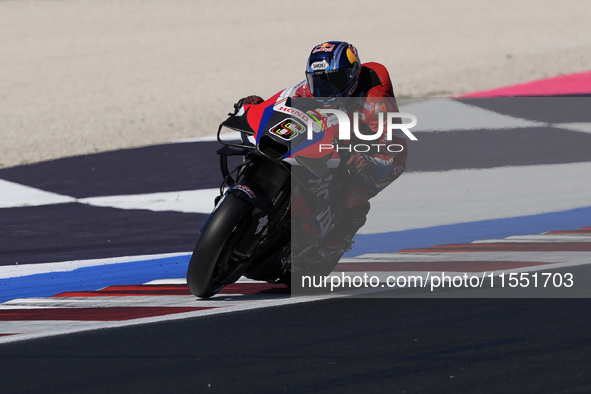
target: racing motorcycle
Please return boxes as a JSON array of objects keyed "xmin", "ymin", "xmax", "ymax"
[{"xmin": 186, "ymin": 92, "xmax": 353, "ymax": 298}]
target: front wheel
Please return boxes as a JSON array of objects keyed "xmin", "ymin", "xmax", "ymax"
[{"xmin": 186, "ymin": 193, "xmax": 253, "ymax": 298}]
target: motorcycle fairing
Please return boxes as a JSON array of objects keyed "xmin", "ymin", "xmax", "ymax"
[{"xmin": 218, "ymin": 90, "xmax": 341, "ymax": 161}]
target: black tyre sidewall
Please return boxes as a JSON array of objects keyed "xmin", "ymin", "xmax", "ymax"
[{"xmin": 186, "ymin": 193, "xmax": 253, "ymax": 297}]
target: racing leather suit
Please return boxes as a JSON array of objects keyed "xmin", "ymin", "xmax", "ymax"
[
  {"xmin": 292, "ymin": 62, "xmax": 408, "ymax": 248},
  {"xmin": 240, "ymin": 62, "xmax": 407, "ymax": 250}
]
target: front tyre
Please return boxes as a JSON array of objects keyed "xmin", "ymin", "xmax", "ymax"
[{"xmin": 186, "ymin": 193, "xmax": 253, "ymax": 298}]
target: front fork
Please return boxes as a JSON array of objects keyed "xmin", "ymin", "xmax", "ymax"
[{"xmin": 216, "ymin": 148, "xmax": 292, "ymax": 259}]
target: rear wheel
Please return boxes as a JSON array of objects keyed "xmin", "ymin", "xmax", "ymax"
[{"xmin": 186, "ymin": 193, "xmax": 253, "ymax": 298}]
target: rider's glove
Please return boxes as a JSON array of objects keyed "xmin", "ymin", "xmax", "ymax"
[
  {"xmin": 347, "ymin": 153, "xmax": 378, "ymax": 177},
  {"xmin": 233, "ymin": 95, "xmax": 264, "ymax": 114}
]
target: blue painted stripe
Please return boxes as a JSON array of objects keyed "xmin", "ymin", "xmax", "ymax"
[
  {"xmin": 287, "ymin": 127, "xmax": 327, "ymax": 158},
  {"xmin": 0, "ymin": 254, "xmax": 191, "ymax": 303},
  {"xmin": 3, "ymin": 207, "xmax": 589, "ymax": 303},
  {"xmin": 256, "ymin": 105, "xmax": 277, "ymax": 143},
  {"xmin": 333, "ymin": 42, "xmax": 345, "ymax": 69},
  {"xmin": 346, "ymin": 205, "xmax": 591, "ymax": 257}
]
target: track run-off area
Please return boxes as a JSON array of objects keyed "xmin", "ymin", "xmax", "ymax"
[
  {"xmin": 1, "ymin": 72, "xmax": 591, "ymax": 392},
  {"xmin": 2, "ymin": 72, "xmax": 591, "ymax": 341}
]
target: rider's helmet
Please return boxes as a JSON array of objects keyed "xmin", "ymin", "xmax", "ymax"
[{"xmin": 305, "ymin": 41, "xmax": 361, "ymax": 98}]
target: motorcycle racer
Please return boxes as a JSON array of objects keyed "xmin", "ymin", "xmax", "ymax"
[{"xmin": 237, "ymin": 41, "xmax": 408, "ymax": 254}]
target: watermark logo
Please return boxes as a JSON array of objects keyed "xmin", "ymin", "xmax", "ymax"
[
  {"xmin": 305, "ymin": 109, "xmax": 417, "ymax": 153},
  {"xmin": 307, "ymin": 109, "xmax": 418, "ymax": 140}
]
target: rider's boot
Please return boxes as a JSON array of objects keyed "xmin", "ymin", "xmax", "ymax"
[{"xmin": 323, "ymin": 201, "xmax": 370, "ymax": 252}]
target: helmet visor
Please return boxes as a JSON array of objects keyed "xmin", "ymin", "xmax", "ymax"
[{"xmin": 306, "ymin": 68, "xmax": 355, "ymax": 97}]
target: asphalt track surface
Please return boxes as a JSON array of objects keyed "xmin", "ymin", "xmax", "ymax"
[
  {"xmin": 1, "ymin": 298, "xmax": 590, "ymax": 393},
  {"xmin": 2, "ymin": 91, "xmax": 591, "ymax": 391}
]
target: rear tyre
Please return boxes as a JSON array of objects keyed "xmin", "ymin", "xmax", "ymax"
[{"xmin": 186, "ymin": 193, "xmax": 253, "ymax": 298}]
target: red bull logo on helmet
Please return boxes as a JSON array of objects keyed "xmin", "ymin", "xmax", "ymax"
[{"xmin": 312, "ymin": 42, "xmax": 335, "ymax": 53}]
